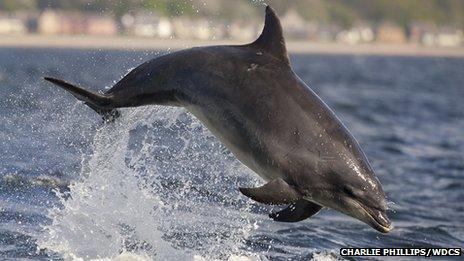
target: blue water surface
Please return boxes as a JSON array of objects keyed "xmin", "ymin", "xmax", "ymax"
[{"xmin": 0, "ymin": 48, "xmax": 463, "ymax": 259}]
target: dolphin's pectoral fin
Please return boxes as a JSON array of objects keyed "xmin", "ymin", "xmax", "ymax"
[
  {"xmin": 239, "ymin": 178, "xmax": 301, "ymax": 205},
  {"xmin": 269, "ymin": 199, "xmax": 322, "ymax": 222}
]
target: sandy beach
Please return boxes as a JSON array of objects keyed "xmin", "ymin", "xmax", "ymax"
[{"xmin": 1, "ymin": 34, "xmax": 463, "ymax": 57}]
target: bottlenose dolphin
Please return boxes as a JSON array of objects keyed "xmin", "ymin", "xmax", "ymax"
[{"xmin": 44, "ymin": 6, "xmax": 391, "ymax": 233}]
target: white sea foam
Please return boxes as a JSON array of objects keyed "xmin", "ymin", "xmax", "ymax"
[
  {"xmin": 37, "ymin": 106, "xmax": 263, "ymax": 260},
  {"xmin": 311, "ymin": 251, "xmax": 341, "ymax": 261}
]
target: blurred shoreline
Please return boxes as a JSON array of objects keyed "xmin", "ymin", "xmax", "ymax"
[{"xmin": 1, "ymin": 34, "xmax": 463, "ymax": 57}]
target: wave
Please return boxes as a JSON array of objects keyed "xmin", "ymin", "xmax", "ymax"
[{"xmin": 36, "ymin": 106, "xmax": 264, "ymax": 260}]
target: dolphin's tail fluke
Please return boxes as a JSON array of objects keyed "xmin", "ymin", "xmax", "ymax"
[{"xmin": 44, "ymin": 77, "xmax": 120, "ymax": 122}]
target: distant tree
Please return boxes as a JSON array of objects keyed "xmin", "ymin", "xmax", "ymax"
[
  {"xmin": 0, "ymin": 0, "xmax": 36, "ymax": 12},
  {"xmin": 140, "ymin": 0, "xmax": 195, "ymax": 16},
  {"xmin": 0, "ymin": 0, "xmax": 462, "ymax": 28}
]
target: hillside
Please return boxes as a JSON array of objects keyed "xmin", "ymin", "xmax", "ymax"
[{"xmin": 1, "ymin": 0, "xmax": 463, "ymax": 28}]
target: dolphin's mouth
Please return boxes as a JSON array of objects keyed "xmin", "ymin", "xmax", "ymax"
[
  {"xmin": 316, "ymin": 195, "xmax": 392, "ymax": 233},
  {"xmin": 355, "ymin": 201, "xmax": 392, "ymax": 233}
]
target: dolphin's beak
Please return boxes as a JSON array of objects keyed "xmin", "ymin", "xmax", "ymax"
[
  {"xmin": 348, "ymin": 199, "xmax": 392, "ymax": 233},
  {"xmin": 314, "ymin": 194, "xmax": 392, "ymax": 233}
]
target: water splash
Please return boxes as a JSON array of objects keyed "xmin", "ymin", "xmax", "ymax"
[{"xmin": 37, "ymin": 106, "xmax": 262, "ymax": 260}]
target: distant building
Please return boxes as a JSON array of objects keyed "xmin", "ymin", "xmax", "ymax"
[
  {"xmin": 157, "ymin": 18, "xmax": 173, "ymax": 38},
  {"xmin": 431, "ymin": 27, "xmax": 462, "ymax": 47},
  {"xmin": 37, "ymin": 9, "xmax": 61, "ymax": 35},
  {"xmin": 133, "ymin": 12, "xmax": 158, "ymax": 37},
  {"xmin": 281, "ymin": 8, "xmax": 310, "ymax": 39},
  {"xmin": 85, "ymin": 15, "xmax": 117, "ymax": 36},
  {"xmin": 38, "ymin": 9, "xmax": 117, "ymax": 36},
  {"xmin": 409, "ymin": 22, "xmax": 463, "ymax": 47},
  {"xmin": 172, "ymin": 17, "xmax": 229, "ymax": 40},
  {"xmin": 0, "ymin": 17, "xmax": 26, "ymax": 34},
  {"xmin": 315, "ymin": 24, "xmax": 341, "ymax": 42},
  {"xmin": 120, "ymin": 13, "xmax": 134, "ymax": 33},
  {"xmin": 376, "ymin": 23, "xmax": 406, "ymax": 43},
  {"xmin": 38, "ymin": 10, "xmax": 86, "ymax": 35},
  {"xmin": 209, "ymin": 23, "xmax": 227, "ymax": 40},
  {"xmin": 172, "ymin": 17, "xmax": 193, "ymax": 39},
  {"xmin": 337, "ymin": 25, "xmax": 374, "ymax": 44},
  {"xmin": 227, "ymin": 21, "xmax": 258, "ymax": 41},
  {"xmin": 61, "ymin": 14, "xmax": 86, "ymax": 35},
  {"xmin": 8, "ymin": 10, "xmax": 39, "ymax": 33},
  {"xmin": 192, "ymin": 19, "xmax": 213, "ymax": 40},
  {"xmin": 128, "ymin": 11, "xmax": 173, "ymax": 38},
  {"xmin": 408, "ymin": 22, "xmax": 435, "ymax": 44}
]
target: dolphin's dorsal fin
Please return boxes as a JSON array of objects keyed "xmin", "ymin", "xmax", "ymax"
[{"xmin": 250, "ymin": 6, "xmax": 290, "ymax": 65}]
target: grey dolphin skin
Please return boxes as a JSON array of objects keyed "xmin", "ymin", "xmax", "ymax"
[{"xmin": 44, "ymin": 6, "xmax": 392, "ymax": 233}]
